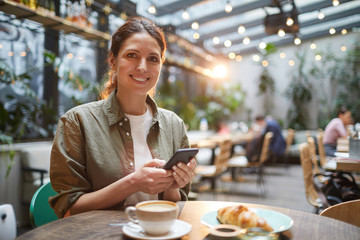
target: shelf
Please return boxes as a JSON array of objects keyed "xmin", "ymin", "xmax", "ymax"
[{"xmin": 0, "ymin": 0, "xmax": 111, "ymax": 41}]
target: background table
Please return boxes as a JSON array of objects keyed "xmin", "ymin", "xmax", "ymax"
[{"xmin": 17, "ymin": 201, "xmax": 360, "ymax": 240}]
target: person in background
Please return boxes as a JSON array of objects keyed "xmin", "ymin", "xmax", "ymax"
[
  {"xmin": 216, "ymin": 120, "xmax": 230, "ymax": 135},
  {"xmin": 246, "ymin": 115, "xmax": 286, "ymax": 162},
  {"xmin": 323, "ymin": 106, "xmax": 352, "ymax": 157},
  {"xmin": 49, "ymin": 17, "xmax": 196, "ymax": 218}
]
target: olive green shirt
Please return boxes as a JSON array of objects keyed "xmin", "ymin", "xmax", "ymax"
[{"xmin": 49, "ymin": 91, "xmax": 190, "ymax": 218}]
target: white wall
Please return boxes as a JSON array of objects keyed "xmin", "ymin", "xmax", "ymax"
[{"xmin": 228, "ymin": 31, "xmax": 359, "ymax": 129}]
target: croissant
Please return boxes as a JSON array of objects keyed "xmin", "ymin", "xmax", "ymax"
[{"xmin": 217, "ymin": 205, "xmax": 273, "ymax": 232}]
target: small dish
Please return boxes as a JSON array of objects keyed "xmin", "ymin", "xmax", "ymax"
[
  {"xmin": 122, "ymin": 219, "xmax": 191, "ymax": 240},
  {"xmin": 201, "ymin": 208, "xmax": 294, "ymax": 233}
]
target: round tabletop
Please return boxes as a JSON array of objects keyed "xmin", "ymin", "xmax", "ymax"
[{"xmin": 17, "ymin": 201, "xmax": 360, "ymax": 240}]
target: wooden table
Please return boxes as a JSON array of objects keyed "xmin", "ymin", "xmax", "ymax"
[
  {"xmin": 324, "ymin": 157, "xmax": 360, "ymax": 173},
  {"xmin": 17, "ymin": 201, "xmax": 360, "ymax": 240}
]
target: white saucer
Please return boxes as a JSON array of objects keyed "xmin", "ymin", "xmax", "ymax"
[{"xmin": 122, "ymin": 219, "xmax": 191, "ymax": 240}]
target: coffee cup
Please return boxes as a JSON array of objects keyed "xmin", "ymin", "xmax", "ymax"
[{"xmin": 125, "ymin": 200, "xmax": 179, "ymax": 236}]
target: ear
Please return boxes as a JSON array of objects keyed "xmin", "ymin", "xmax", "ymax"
[{"xmin": 109, "ymin": 53, "xmax": 116, "ymax": 70}]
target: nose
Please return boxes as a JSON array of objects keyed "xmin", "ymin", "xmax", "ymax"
[{"xmin": 136, "ymin": 58, "xmax": 147, "ymax": 73}]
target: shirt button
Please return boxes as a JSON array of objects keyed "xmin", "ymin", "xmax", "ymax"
[
  {"xmin": 124, "ymin": 118, "xmax": 128, "ymax": 121},
  {"xmin": 119, "ymin": 122, "xmax": 123, "ymax": 126},
  {"xmin": 126, "ymin": 132, "xmax": 130, "ymax": 136},
  {"xmin": 130, "ymin": 162, "xmax": 134, "ymax": 166}
]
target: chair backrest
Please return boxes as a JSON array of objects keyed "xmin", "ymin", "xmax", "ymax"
[
  {"xmin": 30, "ymin": 182, "xmax": 58, "ymax": 228},
  {"xmin": 259, "ymin": 132, "xmax": 273, "ymax": 164},
  {"xmin": 307, "ymin": 136, "xmax": 321, "ymax": 175},
  {"xmin": 214, "ymin": 139, "xmax": 233, "ymax": 175},
  {"xmin": 316, "ymin": 131, "xmax": 327, "ymax": 168},
  {"xmin": 320, "ymin": 199, "xmax": 360, "ymax": 227},
  {"xmin": 298, "ymin": 143, "xmax": 325, "ymax": 210},
  {"xmin": 284, "ymin": 129, "xmax": 295, "ymax": 155}
]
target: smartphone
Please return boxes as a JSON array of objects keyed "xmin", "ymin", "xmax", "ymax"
[{"xmin": 163, "ymin": 148, "xmax": 199, "ymax": 170}]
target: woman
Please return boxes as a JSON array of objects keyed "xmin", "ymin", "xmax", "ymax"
[{"xmin": 49, "ymin": 17, "xmax": 196, "ymax": 218}]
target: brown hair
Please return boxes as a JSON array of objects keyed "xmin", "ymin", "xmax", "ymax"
[{"xmin": 101, "ymin": 17, "xmax": 166, "ymax": 99}]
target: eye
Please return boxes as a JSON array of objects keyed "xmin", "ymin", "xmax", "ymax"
[
  {"xmin": 126, "ymin": 53, "xmax": 137, "ymax": 58},
  {"xmin": 148, "ymin": 56, "xmax": 159, "ymax": 62}
]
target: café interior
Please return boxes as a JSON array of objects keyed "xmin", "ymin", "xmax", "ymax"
[{"xmin": 0, "ymin": 0, "xmax": 360, "ymax": 239}]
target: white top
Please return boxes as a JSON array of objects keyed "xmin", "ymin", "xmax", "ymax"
[{"xmin": 124, "ymin": 105, "xmax": 157, "ymax": 205}]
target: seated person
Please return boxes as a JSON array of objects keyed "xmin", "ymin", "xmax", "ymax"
[
  {"xmin": 246, "ymin": 115, "xmax": 286, "ymax": 162},
  {"xmin": 323, "ymin": 106, "xmax": 352, "ymax": 157}
]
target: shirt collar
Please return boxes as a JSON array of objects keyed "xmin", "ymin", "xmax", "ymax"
[{"xmin": 104, "ymin": 90, "xmax": 161, "ymax": 129}]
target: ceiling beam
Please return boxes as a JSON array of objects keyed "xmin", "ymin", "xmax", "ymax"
[
  {"xmin": 197, "ymin": 0, "xmax": 357, "ymax": 43},
  {"xmin": 230, "ymin": 21, "xmax": 360, "ymax": 55},
  {"xmin": 155, "ymin": 0, "xmax": 203, "ymax": 17},
  {"xmin": 211, "ymin": 6, "xmax": 360, "ymax": 49},
  {"xmin": 176, "ymin": 0, "xmax": 273, "ymax": 30}
]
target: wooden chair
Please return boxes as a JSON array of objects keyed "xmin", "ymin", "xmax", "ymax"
[
  {"xmin": 307, "ymin": 136, "xmax": 321, "ymax": 175},
  {"xmin": 320, "ymin": 199, "xmax": 360, "ymax": 227},
  {"xmin": 226, "ymin": 132, "xmax": 273, "ymax": 196},
  {"xmin": 298, "ymin": 143, "xmax": 329, "ymax": 214},
  {"xmin": 316, "ymin": 131, "xmax": 331, "ymax": 168},
  {"xmin": 283, "ymin": 128, "xmax": 295, "ymax": 170},
  {"xmin": 193, "ymin": 138, "xmax": 233, "ymax": 191}
]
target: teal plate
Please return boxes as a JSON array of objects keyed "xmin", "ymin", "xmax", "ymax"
[{"xmin": 201, "ymin": 208, "xmax": 294, "ymax": 233}]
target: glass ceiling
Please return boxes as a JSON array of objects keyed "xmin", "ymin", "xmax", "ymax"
[{"xmin": 127, "ymin": 0, "xmax": 360, "ymax": 56}]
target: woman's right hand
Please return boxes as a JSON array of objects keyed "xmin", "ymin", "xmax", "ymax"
[{"xmin": 130, "ymin": 159, "xmax": 174, "ymax": 195}]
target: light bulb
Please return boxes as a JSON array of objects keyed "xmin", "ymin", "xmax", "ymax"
[
  {"xmin": 213, "ymin": 37, "xmax": 220, "ymax": 44},
  {"xmin": 278, "ymin": 29, "xmax": 285, "ymax": 37},
  {"xmin": 238, "ymin": 25, "xmax": 246, "ymax": 34},
  {"xmin": 286, "ymin": 17, "xmax": 294, "ymax": 26},
  {"xmin": 243, "ymin": 37, "xmax": 250, "ymax": 45},
  {"xmin": 191, "ymin": 22, "xmax": 199, "ymax": 30},
  {"xmin": 224, "ymin": 40, "xmax": 232, "ymax": 47},
  {"xmin": 148, "ymin": 5, "xmax": 156, "ymax": 14},
  {"xmin": 333, "ymin": 0, "xmax": 340, "ymax": 6},
  {"xmin": 318, "ymin": 10, "xmax": 325, "ymax": 20},
  {"xmin": 294, "ymin": 37, "xmax": 301, "ymax": 45},
  {"xmin": 225, "ymin": 1, "xmax": 232, "ymax": 13}
]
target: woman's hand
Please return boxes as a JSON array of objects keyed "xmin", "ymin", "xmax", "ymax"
[
  {"xmin": 169, "ymin": 158, "xmax": 197, "ymax": 189},
  {"xmin": 130, "ymin": 159, "xmax": 175, "ymax": 195}
]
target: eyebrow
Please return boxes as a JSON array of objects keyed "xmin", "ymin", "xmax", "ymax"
[{"xmin": 126, "ymin": 49, "xmax": 160, "ymax": 57}]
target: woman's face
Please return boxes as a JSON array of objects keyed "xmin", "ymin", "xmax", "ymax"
[{"xmin": 111, "ymin": 32, "xmax": 162, "ymax": 97}]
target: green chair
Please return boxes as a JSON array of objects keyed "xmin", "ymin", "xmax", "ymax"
[{"xmin": 29, "ymin": 182, "xmax": 58, "ymax": 227}]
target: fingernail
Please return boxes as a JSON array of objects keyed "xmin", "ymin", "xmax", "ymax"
[
  {"xmin": 173, "ymin": 172, "xmax": 177, "ymax": 176},
  {"xmin": 172, "ymin": 165, "xmax": 177, "ymax": 170},
  {"xmin": 177, "ymin": 162, "xmax": 182, "ymax": 167}
]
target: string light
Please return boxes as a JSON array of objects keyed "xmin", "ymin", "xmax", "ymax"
[
  {"xmin": 193, "ymin": 32, "xmax": 200, "ymax": 40},
  {"xmin": 191, "ymin": 22, "xmax": 199, "ymax": 30},
  {"xmin": 243, "ymin": 37, "xmax": 250, "ymax": 45},
  {"xmin": 252, "ymin": 54, "xmax": 260, "ymax": 62},
  {"xmin": 148, "ymin": 4, "xmax": 156, "ymax": 14},
  {"xmin": 8, "ymin": 51, "xmax": 14, "ymax": 57},
  {"xmin": 318, "ymin": 10, "xmax": 325, "ymax": 20},
  {"xmin": 103, "ymin": 3, "xmax": 112, "ymax": 15},
  {"xmin": 278, "ymin": 29, "xmax": 285, "ymax": 37},
  {"xmin": 228, "ymin": 52, "xmax": 236, "ymax": 59},
  {"xmin": 333, "ymin": 0, "xmax": 340, "ymax": 6},
  {"xmin": 225, "ymin": 0, "xmax": 232, "ymax": 13},
  {"xmin": 238, "ymin": 25, "xmax": 246, "ymax": 34},
  {"xmin": 0, "ymin": 44, "xmax": 2, "ymax": 49},
  {"xmin": 67, "ymin": 53, "xmax": 74, "ymax": 59},
  {"xmin": 262, "ymin": 60, "xmax": 269, "ymax": 67},
  {"xmin": 212, "ymin": 36, "xmax": 220, "ymax": 44},
  {"xmin": 182, "ymin": 9, "xmax": 189, "ymax": 19},
  {"xmin": 259, "ymin": 41, "xmax": 267, "ymax": 49},
  {"xmin": 288, "ymin": 60, "xmax": 295, "ymax": 66},
  {"xmin": 224, "ymin": 40, "xmax": 232, "ymax": 47},
  {"xmin": 310, "ymin": 43, "xmax": 317, "ymax": 49},
  {"xmin": 341, "ymin": 29, "xmax": 347, "ymax": 35},
  {"xmin": 286, "ymin": 17, "xmax": 294, "ymax": 26},
  {"xmin": 294, "ymin": 37, "xmax": 301, "ymax": 45},
  {"xmin": 235, "ymin": 55, "xmax": 242, "ymax": 62},
  {"xmin": 341, "ymin": 45, "xmax": 347, "ymax": 51},
  {"xmin": 315, "ymin": 54, "xmax": 321, "ymax": 61},
  {"xmin": 329, "ymin": 28, "xmax": 336, "ymax": 35},
  {"xmin": 280, "ymin": 52, "xmax": 286, "ymax": 59},
  {"xmin": 20, "ymin": 51, "xmax": 26, "ymax": 57}
]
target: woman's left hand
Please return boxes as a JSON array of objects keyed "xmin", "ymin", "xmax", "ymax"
[{"xmin": 169, "ymin": 158, "xmax": 197, "ymax": 189}]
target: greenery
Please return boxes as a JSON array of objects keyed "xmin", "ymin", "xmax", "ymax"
[
  {"xmin": 309, "ymin": 40, "xmax": 360, "ymax": 128},
  {"xmin": 285, "ymin": 50, "xmax": 312, "ymax": 130},
  {"xmin": 155, "ymin": 79, "xmax": 245, "ymax": 130},
  {"xmin": 257, "ymin": 43, "xmax": 277, "ymax": 115}
]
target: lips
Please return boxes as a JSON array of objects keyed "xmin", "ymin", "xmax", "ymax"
[{"xmin": 130, "ymin": 74, "xmax": 149, "ymax": 82}]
